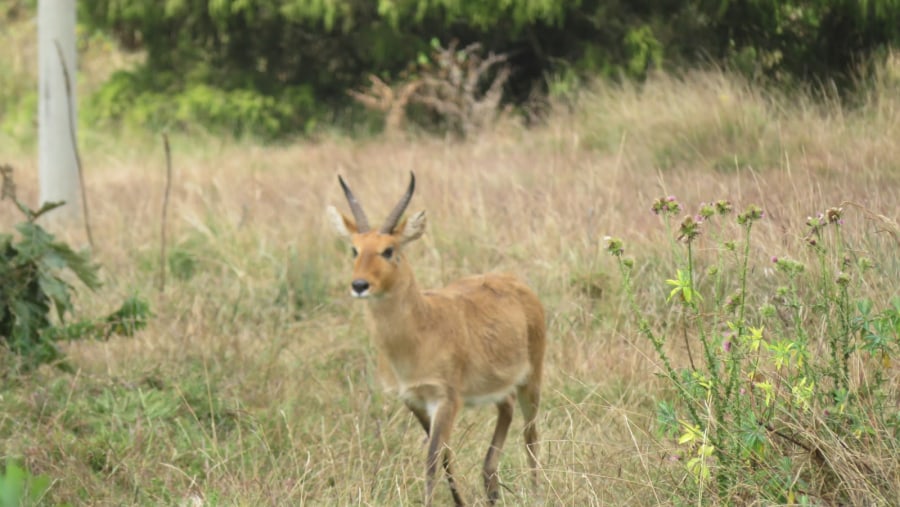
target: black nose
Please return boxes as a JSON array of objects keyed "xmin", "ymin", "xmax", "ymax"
[{"xmin": 351, "ymin": 279, "xmax": 370, "ymax": 294}]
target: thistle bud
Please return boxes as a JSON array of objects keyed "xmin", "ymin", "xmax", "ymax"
[{"xmin": 604, "ymin": 236, "xmax": 625, "ymax": 257}]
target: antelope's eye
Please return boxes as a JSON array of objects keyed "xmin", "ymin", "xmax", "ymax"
[
  {"xmin": 351, "ymin": 247, "xmax": 358, "ymax": 258},
  {"xmin": 381, "ymin": 247, "xmax": 394, "ymax": 260}
]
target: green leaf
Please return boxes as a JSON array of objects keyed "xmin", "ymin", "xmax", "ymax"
[
  {"xmin": 857, "ymin": 298, "xmax": 873, "ymax": 316},
  {"xmin": 665, "ymin": 269, "xmax": 700, "ymax": 305},
  {"xmin": 0, "ymin": 461, "xmax": 26, "ymax": 507},
  {"xmin": 655, "ymin": 401, "xmax": 679, "ymax": 438},
  {"xmin": 47, "ymin": 243, "xmax": 101, "ymax": 290},
  {"xmin": 678, "ymin": 421, "xmax": 703, "ymax": 445},
  {"xmin": 12, "ymin": 222, "xmax": 55, "ymax": 261},
  {"xmin": 26, "ymin": 472, "xmax": 51, "ymax": 503},
  {"xmin": 0, "ymin": 460, "xmax": 53, "ymax": 507},
  {"xmin": 10, "ymin": 299, "xmax": 50, "ymax": 349},
  {"xmin": 38, "ymin": 273, "xmax": 74, "ymax": 322}
]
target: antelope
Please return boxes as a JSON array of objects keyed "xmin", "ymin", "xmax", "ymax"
[{"xmin": 327, "ymin": 172, "xmax": 546, "ymax": 506}]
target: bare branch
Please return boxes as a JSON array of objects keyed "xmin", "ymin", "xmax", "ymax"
[
  {"xmin": 54, "ymin": 39, "xmax": 94, "ymax": 248},
  {"xmin": 410, "ymin": 40, "xmax": 512, "ymax": 137},
  {"xmin": 348, "ymin": 74, "xmax": 423, "ymax": 136}
]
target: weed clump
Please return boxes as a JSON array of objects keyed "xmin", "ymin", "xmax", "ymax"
[{"xmin": 609, "ymin": 197, "xmax": 900, "ymax": 504}]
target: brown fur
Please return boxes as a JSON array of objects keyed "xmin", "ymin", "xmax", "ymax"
[{"xmin": 327, "ymin": 177, "xmax": 546, "ymax": 506}]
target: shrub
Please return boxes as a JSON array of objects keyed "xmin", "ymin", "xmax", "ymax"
[
  {"xmin": 0, "ymin": 165, "xmax": 151, "ymax": 374},
  {"xmin": 0, "ymin": 167, "xmax": 101, "ymax": 372}
]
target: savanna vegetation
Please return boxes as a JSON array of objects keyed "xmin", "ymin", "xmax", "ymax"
[{"xmin": 2, "ymin": 1, "xmax": 900, "ymax": 505}]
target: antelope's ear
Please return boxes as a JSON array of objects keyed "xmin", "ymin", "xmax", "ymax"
[
  {"xmin": 327, "ymin": 206, "xmax": 357, "ymax": 238},
  {"xmin": 394, "ymin": 210, "xmax": 426, "ymax": 245}
]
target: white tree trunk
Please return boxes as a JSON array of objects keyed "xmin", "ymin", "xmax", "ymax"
[{"xmin": 38, "ymin": 0, "xmax": 79, "ymax": 219}]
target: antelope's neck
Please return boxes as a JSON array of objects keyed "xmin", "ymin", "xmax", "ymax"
[{"xmin": 364, "ymin": 276, "xmax": 427, "ymax": 358}]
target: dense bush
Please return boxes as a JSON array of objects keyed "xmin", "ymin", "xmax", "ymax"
[{"xmin": 79, "ymin": 1, "xmax": 900, "ymax": 136}]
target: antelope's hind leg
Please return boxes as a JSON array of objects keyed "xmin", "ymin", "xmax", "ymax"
[
  {"xmin": 517, "ymin": 381, "xmax": 542, "ymax": 488},
  {"xmin": 483, "ymin": 393, "xmax": 516, "ymax": 504}
]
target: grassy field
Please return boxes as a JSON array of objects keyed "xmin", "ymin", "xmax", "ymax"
[{"xmin": 2, "ymin": 20, "xmax": 900, "ymax": 506}]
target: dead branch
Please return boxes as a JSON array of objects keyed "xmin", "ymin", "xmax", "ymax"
[
  {"xmin": 348, "ymin": 74, "xmax": 423, "ymax": 135},
  {"xmin": 54, "ymin": 39, "xmax": 94, "ymax": 248},
  {"xmin": 411, "ymin": 40, "xmax": 513, "ymax": 137}
]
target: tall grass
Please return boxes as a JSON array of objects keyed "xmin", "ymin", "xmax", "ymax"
[{"xmin": 1, "ymin": 22, "xmax": 899, "ymax": 506}]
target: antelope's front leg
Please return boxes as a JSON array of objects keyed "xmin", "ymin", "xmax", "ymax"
[{"xmin": 425, "ymin": 393, "xmax": 463, "ymax": 506}]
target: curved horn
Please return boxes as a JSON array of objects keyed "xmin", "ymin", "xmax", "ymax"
[
  {"xmin": 380, "ymin": 172, "xmax": 416, "ymax": 233},
  {"xmin": 338, "ymin": 175, "xmax": 370, "ymax": 232}
]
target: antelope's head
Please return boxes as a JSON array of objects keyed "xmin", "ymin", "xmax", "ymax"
[{"xmin": 327, "ymin": 172, "xmax": 427, "ymax": 299}]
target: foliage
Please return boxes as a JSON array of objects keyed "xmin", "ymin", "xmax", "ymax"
[
  {"xmin": 608, "ymin": 199, "xmax": 900, "ymax": 504},
  {"xmin": 78, "ymin": 0, "xmax": 900, "ymax": 137}
]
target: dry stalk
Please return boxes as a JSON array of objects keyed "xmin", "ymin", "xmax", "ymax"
[
  {"xmin": 0, "ymin": 164, "xmax": 17, "ymax": 201},
  {"xmin": 839, "ymin": 200, "xmax": 899, "ymax": 245},
  {"xmin": 54, "ymin": 39, "xmax": 94, "ymax": 248},
  {"xmin": 159, "ymin": 133, "xmax": 173, "ymax": 293}
]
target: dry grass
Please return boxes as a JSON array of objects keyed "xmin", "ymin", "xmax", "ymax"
[{"xmin": 2, "ymin": 24, "xmax": 900, "ymax": 506}]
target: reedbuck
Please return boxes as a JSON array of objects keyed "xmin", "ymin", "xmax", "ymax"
[{"xmin": 327, "ymin": 173, "xmax": 546, "ymax": 506}]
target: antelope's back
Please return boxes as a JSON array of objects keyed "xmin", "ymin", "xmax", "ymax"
[
  {"xmin": 431, "ymin": 273, "xmax": 545, "ymax": 399},
  {"xmin": 425, "ymin": 272, "xmax": 545, "ymax": 358}
]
